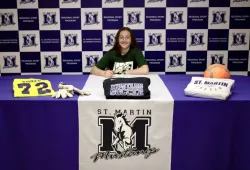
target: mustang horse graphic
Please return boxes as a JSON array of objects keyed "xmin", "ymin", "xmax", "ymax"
[{"xmin": 112, "ymin": 112, "xmax": 133, "ymax": 153}]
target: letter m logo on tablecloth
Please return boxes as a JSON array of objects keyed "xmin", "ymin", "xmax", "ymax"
[{"xmin": 98, "ymin": 112, "xmax": 151, "ymax": 154}]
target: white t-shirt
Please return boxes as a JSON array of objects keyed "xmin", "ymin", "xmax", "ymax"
[{"xmin": 184, "ymin": 77, "xmax": 235, "ymax": 100}]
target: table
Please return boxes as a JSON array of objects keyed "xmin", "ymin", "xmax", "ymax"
[
  {"xmin": 0, "ymin": 74, "xmax": 250, "ymax": 170},
  {"xmin": 160, "ymin": 75, "xmax": 250, "ymax": 170},
  {"xmin": 0, "ymin": 75, "xmax": 89, "ymax": 170}
]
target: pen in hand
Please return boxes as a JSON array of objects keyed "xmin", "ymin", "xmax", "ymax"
[{"xmin": 104, "ymin": 69, "xmax": 114, "ymax": 78}]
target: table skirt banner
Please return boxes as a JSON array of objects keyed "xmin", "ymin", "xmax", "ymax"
[
  {"xmin": 78, "ymin": 75, "xmax": 174, "ymax": 170},
  {"xmin": 2, "ymin": 74, "xmax": 250, "ymax": 170}
]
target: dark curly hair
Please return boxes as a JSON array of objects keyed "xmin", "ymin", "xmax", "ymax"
[{"xmin": 110, "ymin": 27, "xmax": 141, "ymax": 54}]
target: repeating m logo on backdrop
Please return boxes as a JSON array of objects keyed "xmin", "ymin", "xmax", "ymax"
[
  {"xmin": 64, "ymin": 34, "xmax": 79, "ymax": 47},
  {"xmin": 190, "ymin": 0, "xmax": 206, "ymax": 3},
  {"xmin": 211, "ymin": 54, "xmax": 224, "ymax": 65},
  {"xmin": 147, "ymin": 0, "xmax": 164, "ymax": 3},
  {"xmin": 85, "ymin": 55, "xmax": 99, "ymax": 68},
  {"xmin": 84, "ymin": 12, "xmax": 99, "ymax": 25},
  {"xmin": 90, "ymin": 110, "xmax": 160, "ymax": 162},
  {"xmin": 189, "ymin": 33, "xmax": 205, "ymax": 47},
  {"xmin": 22, "ymin": 34, "xmax": 37, "ymax": 48},
  {"xmin": 233, "ymin": 0, "xmax": 249, "ymax": 2},
  {"xmin": 62, "ymin": 0, "xmax": 78, "ymax": 3},
  {"xmin": 2, "ymin": 56, "xmax": 18, "ymax": 69},
  {"xmin": 105, "ymin": 0, "xmax": 121, "ymax": 3},
  {"xmin": 20, "ymin": 0, "xmax": 35, "ymax": 4},
  {"xmin": 106, "ymin": 33, "xmax": 115, "ymax": 47},
  {"xmin": 169, "ymin": 11, "xmax": 184, "ymax": 25},
  {"xmin": 211, "ymin": 11, "xmax": 227, "ymax": 25},
  {"xmin": 168, "ymin": 54, "xmax": 184, "ymax": 68},
  {"xmin": 148, "ymin": 33, "xmax": 163, "ymax": 46},
  {"xmin": 0, "ymin": 13, "xmax": 15, "ymax": 27},
  {"xmin": 44, "ymin": 55, "xmax": 59, "ymax": 69},
  {"xmin": 42, "ymin": 12, "xmax": 57, "ymax": 26},
  {"xmin": 231, "ymin": 33, "xmax": 247, "ymax": 46},
  {"xmin": 126, "ymin": 12, "xmax": 142, "ymax": 25}
]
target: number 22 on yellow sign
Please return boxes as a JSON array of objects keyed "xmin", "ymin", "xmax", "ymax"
[{"xmin": 13, "ymin": 79, "xmax": 55, "ymax": 97}]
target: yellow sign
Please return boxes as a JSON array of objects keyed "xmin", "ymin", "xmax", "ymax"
[{"xmin": 13, "ymin": 78, "xmax": 54, "ymax": 97}]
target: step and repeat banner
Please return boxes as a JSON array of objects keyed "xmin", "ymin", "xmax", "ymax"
[{"xmin": 0, "ymin": 0, "xmax": 250, "ymax": 76}]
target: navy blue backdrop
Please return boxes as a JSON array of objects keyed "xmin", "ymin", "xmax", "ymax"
[{"xmin": 0, "ymin": 0, "xmax": 249, "ymax": 76}]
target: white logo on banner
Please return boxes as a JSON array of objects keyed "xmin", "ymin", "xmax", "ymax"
[
  {"xmin": 105, "ymin": 0, "xmax": 121, "ymax": 3},
  {"xmin": 145, "ymin": 0, "xmax": 166, "ymax": 7},
  {"xmin": 165, "ymin": 51, "xmax": 186, "ymax": 72},
  {"xmin": 186, "ymin": 30, "xmax": 208, "ymax": 51},
  {"xmin": 188, "ymin": 0, "xmax": 209, "ymax": 7},
  {"xmin": 82, "ymin": 8, "xmax": 102, "ymax": 30},
  {"xmin": 0, "ymin": 52, "xmax": 21, "ymax": 73},
  {"xmin": 19, "ymin": 31, "xmax": 40, "ymax": 52},
  {"xmin": 2, "ymin": 56, "xmax": 18, "ymax": 68},
  {"xmin": 207, "ymin": 51, "xmax": 228, "ymax": 67},
  {"xmin": 42, "ymin": 12, "xmax": 57, "ymax": 25},
  {"xmin": 60, "ymin": 0, "xmax": 81, "ymax": 8},
  {"xmin": 78, "ymin": 74, "xmax": 174, "ymax": 170},
  {"xmin": 228, "ymin": 29, "xmax": 250, "ymax": 51},
  {"xmin": 41, "ymin": 52, "xmax": 62, "ymax": 73},
  {"xmin": 60, "ymin": 30, "xmax": 82, "ymax": 51},
  {"xmin": 102, "ymin": 30, "xmax": 117, "ymax": 51},
  {"xmin": 62, "ymin": 0, "xmax": 78, "ymax": 3},
  {"xmin": 39, "ymin": 9, "xmax": 60, "ymax": 30},
  {"xmin": 17, "ymin": 0, "xmax": 38, "ymax": 8},
  {"xmin": 82, "ymin": 52, "xmax": 103, "ymax": 73},
  {"xmin": 44, "ymin": 55, "xmax": 59, "ymax": 68},
  {"xmin": 166, "ymin": 8, "xmax": 187, "ymax": 29},
  {"xmin": 230, "ymin": 0, "xmax": 250, "ymax": 7},
  {"xmin": 208, "ymin": 8, "xmax": 230, "ymax": 29},
  {"xmin": 207, "ymin": 51, "xmax": 228, "ymax": 69},
  {"xmin": 124, "ymin": 8, "xmax": 145, "ymax": 30},
  {"xmin": 145, "ymin": 30, "xmax": 165, "ymax": 51},
  {"xmin": 84, "ymin": 12, "xmax": 99, "ymax": 25},
  {"xmin": 102, "ymin": 0, "xmax": 123, "ymax": 8},
  {"xmin": 64, "ymin": 34, "xmax": 79, "ymax": 47},
  {"xmin": 0, "ymin": 9, "xmax": 18, "ymax": 30},
  {"xmin": 85, "ymin": 55, "xmax": 99, "ymax": 68}
]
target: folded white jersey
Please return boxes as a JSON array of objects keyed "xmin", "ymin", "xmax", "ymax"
[{"xmin": 184, "ymin": 77, "xmax": 235, "ymax": 100}]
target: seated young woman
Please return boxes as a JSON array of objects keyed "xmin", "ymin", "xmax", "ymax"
[{"xmin": 90, "ymin": 27, "xmax": 149, "ymax": 78}]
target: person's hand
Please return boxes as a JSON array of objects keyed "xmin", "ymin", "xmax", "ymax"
[{"xmin": 103, "ymin": 70, "xmax": 113, "ymax": 78}]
